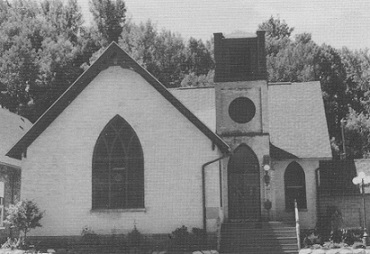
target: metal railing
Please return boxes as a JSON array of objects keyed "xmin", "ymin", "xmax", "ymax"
[{"xmin": 295, "ymin": 199, "xmax": 301, "ymax": 250}]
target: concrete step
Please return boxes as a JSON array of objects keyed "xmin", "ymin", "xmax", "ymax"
[
  {"xmin": 220, "ymin": 221, "xmax": 298, "ymax": 254},
  {"xmin": 221, "ymin": 251, "xmax": 298, "ymax": 254},
  {"xmin": 220, "ymin": 247, "xmax": 298, "ymax": 254},
  {"xmin": 221, "ymin": 229, "xmax": 296, "ymax": 235}
]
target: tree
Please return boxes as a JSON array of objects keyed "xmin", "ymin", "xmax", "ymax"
[
  {"xmin": 0, "ymin": 0, "xmax": 41, "ymax": 118},
  {"xmin": 259, "ymin": 16, "xmax": 294, "ymax": 39},
  {"xmin": 120, "ymin": 20, "xmax": 187, "ymax": 87},
  {"xmin": 0, "ymin": 0, "xmax": 90, "ymax": 121},
  {"xmin": 259, "ymin": 16, "xmax": 294, "ymax": 56},
  {"xmin": 341, "ymin": 47, "xmax": 370, "ymax": 113},
  {"xmin": 41, "ymin": 0, "xmax": 83, "ymax": 45},
  {"xmin": 178, "ymin": 37, "xmax": 215, "ymax": 87},
  {"xmin": 267, "ymin": 33, "xmax": 318, "ymax": 82},
  {"xmin": 5, "ymin": 200, "xmax": 44, "ymax": 243},
  {"xmin": 259, "ymin": 16, "xmax": 351, "ymax": 157},
  {"xmin": 343, "ymin": 108, "xmax": 370, "ymax": 158},
  {"xmin": 259, "ymin": 17, "xmax": 317, "ymax": 82},
  {"xmin": 90, "ymin": 0, "xmax": 126, "ymax": 44},
  {"xmin": 180, "ymin": 70, "xmax": 214, "ymax": 87},
  {"xmin": 184, "ymin": 37, "xmax": 214, "ymax": 76},
  {"xmin": 314, "ymin": 44, "xmax": 348, "ymax": 145}
]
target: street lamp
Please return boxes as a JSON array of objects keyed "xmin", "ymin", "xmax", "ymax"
[
  {"xmin": 262, "ymin": 155, "xmax": 271, "ymax": 185},
  {"xmin": 352, "ymin": 172, "xmax": 370, "ymax": 246}
]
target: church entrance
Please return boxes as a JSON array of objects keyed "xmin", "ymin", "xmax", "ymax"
[{"xmin": 228, "ymin": 144, "xmax": 261, "ymax": 221}]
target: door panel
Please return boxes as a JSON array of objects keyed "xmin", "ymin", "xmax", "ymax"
[{"xmin": 228, "ymin": 146, "xmax": 261, "ymax": 221}]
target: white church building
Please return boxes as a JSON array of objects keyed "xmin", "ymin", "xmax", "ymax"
[{"xmin": 6, "ymin": 31, "xmax": 331, "ymax": 238}]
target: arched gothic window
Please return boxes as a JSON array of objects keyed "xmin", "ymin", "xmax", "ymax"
[
  {"xmin": 92, "ymin": 115, "xmax": 144, "ymax": 209},
  {"xmin": 284, "ymin": 161, "xmax": 307, "ymax": 210}
]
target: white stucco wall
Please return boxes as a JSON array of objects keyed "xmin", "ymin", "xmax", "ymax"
[
  {"xmin": 271, "ymin": 159, "xmax": 319, "ymax": 229},
  {"xmin": 21, "ymin": 66, "xmax": 222, "ymax": 236}
]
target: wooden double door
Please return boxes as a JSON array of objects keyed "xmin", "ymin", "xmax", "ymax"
[{"xmin": 228, "ymin": 145, "xmax": 261, "ymax": 221}]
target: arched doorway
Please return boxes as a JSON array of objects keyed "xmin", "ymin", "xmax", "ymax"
[
  {"xmin": 228, "ymin": 144, "xmax": 261, "ymax": 221},
  {"xmin": 284, "ymin": 161, "xmax": 307, "ymax": 210}
]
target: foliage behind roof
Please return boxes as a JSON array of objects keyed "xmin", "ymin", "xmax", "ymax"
[{"xmin": 7, "ymin": 42, "xmax": 230, "ymax": 159}]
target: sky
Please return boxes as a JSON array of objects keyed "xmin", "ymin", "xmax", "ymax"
[{"xmin": 77, "ymin": 0, "xmax": 370, "ymax": 50}]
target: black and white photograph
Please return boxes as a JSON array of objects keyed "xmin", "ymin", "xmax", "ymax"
[{"xmin": 1, "ymin": 0, "xmax": 370, "ymax": 253}]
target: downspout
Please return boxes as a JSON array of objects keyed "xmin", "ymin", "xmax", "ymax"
[
  {"xmin": 202, "ymin": 153, "xmax": 230, "ymax": 231},
  {"xmin": 315, "ymin": 167, "xmax": 321, "ymax": 229}
]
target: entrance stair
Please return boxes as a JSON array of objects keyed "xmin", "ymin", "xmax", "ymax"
[{"xmin": 219, "ymin": 221, "xmax": 299, "ymax": 254}]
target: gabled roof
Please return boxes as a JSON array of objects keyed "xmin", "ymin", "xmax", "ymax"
[
  {"xmin": 268, "ymin": 82, "xmax": 332, "ymax": 159},
  {"xmin": 7, "ymin": 42, "xmax": 230, "ymax": 159},
  {"xmin": 0, "ymin": 108, "xmax": 32, "ymax": 167},
  {"xmin": 171, "ymin": 82, "xmax": 332, "ymax": 159}
]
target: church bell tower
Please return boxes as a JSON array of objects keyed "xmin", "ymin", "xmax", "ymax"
[
  {"xmin": 214, "ymin": 31, "xmax": 270, "ymax": 221},
  {"xmin": 214, "ymin": 31, "xmax": 268, "ymax": 138}
]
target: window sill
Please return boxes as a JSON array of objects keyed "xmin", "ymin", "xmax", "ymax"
[{"xmin": 90, "ymin": 208, "xmax": 146, "ymax": 213}]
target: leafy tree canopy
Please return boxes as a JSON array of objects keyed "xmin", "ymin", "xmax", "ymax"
[{"xmin": 90, "ymin": 0, "xmax": 126, "ymax": 44}]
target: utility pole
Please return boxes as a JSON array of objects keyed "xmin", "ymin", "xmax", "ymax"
[{"xmin": 340, "ymin": 119, "xmax": 346, "ymax": 160}]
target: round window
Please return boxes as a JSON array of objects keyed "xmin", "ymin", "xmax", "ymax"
[{"xmin": 228, "ymin": 97, "xmax": 256, "ymax": 123}]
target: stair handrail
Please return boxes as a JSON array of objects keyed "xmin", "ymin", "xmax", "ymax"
[{"xmin": 295, "ymin": 199, "xmax": 301, "ymax": 250}]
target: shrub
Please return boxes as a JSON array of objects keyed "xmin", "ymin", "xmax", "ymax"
[
  {"xmin": 169, "ymin": 225, "xmax": 191, "ymax": 252},
  {"xmin": 1, "ymin": 237, "xmax": 21, "ymax": 250},
  {"xmin": 126, "ymin": 226, "xmax": 145, "ymax": 248},
  {"xmin": 302, "ymin": 229, "xmax": 321, "ymax": 247},
  {"xmin": 191, "ymin": 227, "xmax": 207, "ymax": 250},
  {"xmin": 169, "ymin": 225, "xmax": 209, "ymax": 252},
  {"xmin": 81, "ymin": 226, "xmax": 99, "ymax": 245},
  {"xmin": 316, "ymin": 206, "xmax": 343, "ymax": 241},
  {"xmin": 342, "ymin": 228, "xmax": 362, "ymax": 246},
  {"xmin": 4, "ymin": 200, "xmax": 44, "ymax": 245}
]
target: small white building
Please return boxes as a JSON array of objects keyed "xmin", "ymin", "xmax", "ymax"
[{"xmin": 7, "ymin": 31, "xmax": 331, "ymax": 238}]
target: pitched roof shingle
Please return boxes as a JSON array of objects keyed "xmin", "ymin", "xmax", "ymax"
[
  {"xmin": 268, "ymin": 82, "xmax": 332, "ymax": 159},
  {"xmin": 171, "ymin": 82, "xmax": 332, "ymax": 159}
]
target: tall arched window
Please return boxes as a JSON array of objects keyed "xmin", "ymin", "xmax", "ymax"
[
  {"xmin": 284, "ymin": 161, "xmax": 307, "ymax": 210},
  {"xmin": 92, "ymin": 115, "xmax": 144, "ymax": 209}
]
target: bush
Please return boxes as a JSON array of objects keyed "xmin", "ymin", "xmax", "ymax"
[
  {"xmin": 169, "ymin": 225, "xmax": 191, "ymax": 252},
  {"xmin": 4, "ymin": 200, "xmax": 44, "ymax": 245},
  {"xmin": 81, "ymin": 226, "xmax": 100, "ymax": 245},
  {"xmin": 1, "ymin": 237, "xmax": 21, "ymax": 250},
  {"xmin": 169, "ymin": 225, "xmax": 208, "ymax": 252},
  {"xmin": 126, "ymin": 226, "xmax": 145, "ymax": 248},
  {"xmin": 191, "ymin": 227, "xmax": 207, "ymax": 250},
  {"xmin": 301, "ymin": 228, "xmax": 363, "ymax": 250},
  {"xmin": 301, "ymin": 229, "xmax": 321, "ymax": 247},
  {"xmin": 316, "ymin": 206, "xmax": 343, "ymax": 241}
]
